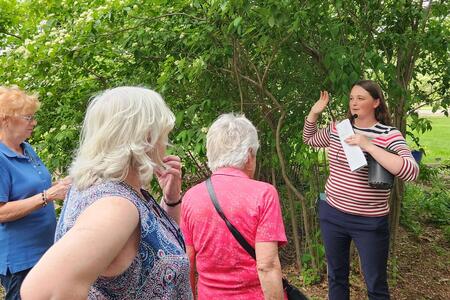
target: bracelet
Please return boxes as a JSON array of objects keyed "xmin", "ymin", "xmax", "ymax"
[
  {"xmin": 41, "ymin": 190, "xmax": 48, "ymax": 207},
  {"xmin": 163, "ymin": 196, "xmax": 182, "ymax": 207}
]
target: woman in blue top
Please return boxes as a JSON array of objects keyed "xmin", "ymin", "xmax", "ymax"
[
  {"xmin": 0, "ymin": 86, "xmax": 71, "ymax": 300},
  {"xmin": 21, "ymin": 86, "xmax": 192, "ymax": 299}
]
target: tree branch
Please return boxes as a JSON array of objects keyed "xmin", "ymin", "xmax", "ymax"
[
  {"xmin": 296, "ymin": 39, "xmax": 328, "ymax": 74},
  {"xmin": 232, "ymin": 39, "xmax": 245, "ymax": 112},
  {"xmin": 101, "ymin": 13, "xmax": 206, "ymax": 37},
  {"xmin": 185, "ymin": 149, "xmax": 209, "ymax": 178},
  {"xmin": 219, "ymin": 67, "xmax": 283, "ymax": 110},
  {"xmin": 80, "ymin": 65, "xmax": 108, "ymax": 87},
  {"xmin": 0, "ymin": 31, "xmax": 23, "ymax": 40},
  {"xmin": 129, "ymin": 12, "xmax": 206, "ymax": 22},
  {"xmin": 261, "ymin": 32, "xmax": 293, "ymax": 86}
]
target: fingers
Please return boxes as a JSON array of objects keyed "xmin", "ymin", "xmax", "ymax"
[
  {"xmin": 162, "ymin": 155, "xmax": 181, "ymax": 163},
  {"xmin": 164, "ymin": 159, "xmax": 182, "ymax": 171},
  {"xmin": 345, "ymin": 134, "xmax": 366, "ymax": 146},
  {"xmin": 321, "ymin": 91, "xmax": 329, "ymax": 103},
  {"xmin": 60, "ymin": 176, "xmax": 72, "ymax": 184},
  {"xmin": 158, "ymin": 156, "xmax": 182, "ymax": 178},
  {"xmin": 345, "ymin": 134, "xmax": 356, "ymax": 144},
  {"xmin": 156, "ymin": 155, "xmax": 182, "ymax": 202},
  {"xmin": 159, "ymin": 167, "xmax": 182, "ymax": 179},
  {"xmin": 156, "ymin": 155, "xmax": 182, "ymax": 176},
  {"xmin": 52, "ymin": 177, "xmax": 72, "ymax": 186},
  {"xmin": 47, "ymin": 181, "xmax": 71, "ymax": 201}
]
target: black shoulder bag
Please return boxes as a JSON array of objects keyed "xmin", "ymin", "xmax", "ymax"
[{"xmin": 206, "ymin": 178, "xmax": 309, "ymax": 300}]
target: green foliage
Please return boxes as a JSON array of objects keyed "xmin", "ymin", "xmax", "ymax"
[
  {"xmin": 300, "ymin": 231, "xmax": 325, "ymax": 285},
  {"xmin": 301, "ymin": 265, "xmax": 322, "ymax": 286},
  {"xmin": 417, "ymin": 161, "xmax": 440, "ymax": 183},
  {"xmin": 401, "ymin": 179, "xmax": 450, "ymax": 236},
  {"xmin": 1, "ymin": 0, "xmax": 447, "ymax": 182},
  {"xmin": 407, "ymin": 116, "xmax": 450, "ymax": 164},
  {"xmin": 388, "ymin": 256, "xmax": 400, "ymax": 286}
]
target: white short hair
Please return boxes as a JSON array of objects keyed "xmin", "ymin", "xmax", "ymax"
[
  {"xmin": 206, "ymin": 113, "xmax": 259, "ymax": 172},
  {"xmin": 70, "ymin": 86, "xmax": 175, "ymax": 190}
]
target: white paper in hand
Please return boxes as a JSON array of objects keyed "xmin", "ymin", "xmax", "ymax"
[{"xmin": 336, "ymin": 119, "xmax": 367, "ymax": 172}]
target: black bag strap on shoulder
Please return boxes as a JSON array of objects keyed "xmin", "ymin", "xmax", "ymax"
[
  {"xmin": 206, "ymin": 178, "xmax": 309, "ymax": 300},
  {"xmin": 206, "ymin": 177, "xmax": 256, "ymax": 259}
]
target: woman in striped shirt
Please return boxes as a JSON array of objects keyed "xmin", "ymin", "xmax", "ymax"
[{"xmin": 303, "ymin": 80, "xmax": 419, "ymax": 300}]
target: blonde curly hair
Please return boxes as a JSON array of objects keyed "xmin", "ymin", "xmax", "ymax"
[
  {"xmin": 0, "ymin": 86, "xmax": 40, "ymax": 120},
  {"xmin": 70, "ymin": 86, "xmax": 175, "ymax": 191}
]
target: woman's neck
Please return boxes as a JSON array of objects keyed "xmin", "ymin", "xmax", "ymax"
[
  {"xmin": 0, "ymin": 132, "xmax": 23, "ymax": 154},
  {"xmin": 354, "ymin": 117, "xmax": 378, "ymax": 128},
  {"xmin": 124, "ymin": 168, "xmax": 143, "ymax": 196}
]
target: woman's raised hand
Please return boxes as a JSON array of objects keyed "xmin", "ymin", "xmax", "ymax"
[
  {"xmin": 310, "ymin": 91, "xmax": 330, "ymax": 115},
  {"xmin": 47, "ymin": 177, "xmax": 72, "ymax": 201},
  {"xmin": 155, "ymin": 155, "xmax": 182, "ymax": 204}
]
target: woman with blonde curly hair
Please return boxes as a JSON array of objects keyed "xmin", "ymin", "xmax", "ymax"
[
  {"xmin": 0, "ymin": 86, "xmax": 70, "ymax": 300},
  {"xmin": 21, "ymin": 86, "xmax": 192, "ymax": 300}
]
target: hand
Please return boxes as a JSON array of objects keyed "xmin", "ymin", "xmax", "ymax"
[
  {"xmin": 310, "ymin": 91, "xmax": 330, "ymax": 115},
  {"xmin": 345, "ymin": 134, "xmax": 372, "ymax": 151},
  {"xmin": 155, "ymin": 155, "xmax": 182, "ymax": 204},
  {"xmin": 47, "ymin": 177, "xmax": 72, "ymax": 201}
]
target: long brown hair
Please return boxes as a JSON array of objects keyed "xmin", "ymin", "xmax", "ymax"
[{"xmin": 347, "ymin": 80, "xmax": 392, "ymax": 126}]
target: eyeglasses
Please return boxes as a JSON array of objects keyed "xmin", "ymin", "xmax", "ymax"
[{"xmin": 18, "ymin": 115, "xmax": 36, "ymax": 122}]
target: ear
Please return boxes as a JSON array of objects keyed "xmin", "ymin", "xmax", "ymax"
[
  {"xmin": 373, "ymin": 98, "xmax": 380, "ymax": 109},
  {"xmin": 244, "ymin": 149, "xmax": 252, "ymax": 164},
  {"xmin": 0, "ymin": 116, "xmax": 9, "ymax": 128}
]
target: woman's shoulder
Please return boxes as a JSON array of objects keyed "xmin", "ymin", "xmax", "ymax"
[
  {"xmin": 183, "ymin": 180, "xmax": 205, "ymax": 197},
  {"xmin": 73, "ymin": 181, "xmax": 141, "ymax": 204},
  {"xmin": 246, "ymin": 178, "xmax": 279, "ymax": 195},
  {"xmin": 183, "ymin": 176, "xmax": 278, "ymax": 199},
  {"xmin": 57, "ymin": 181, "xmax": 143, "ymax": 239}
]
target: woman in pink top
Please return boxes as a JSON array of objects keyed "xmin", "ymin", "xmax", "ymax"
[{"xmin": 181, "ymin": 113, "xmax": 287, "ymax": 299}]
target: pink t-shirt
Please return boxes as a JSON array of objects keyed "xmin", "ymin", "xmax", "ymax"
[{"xmin": 181, "ymin": 167, "xmax": 287, "ymax": 299}]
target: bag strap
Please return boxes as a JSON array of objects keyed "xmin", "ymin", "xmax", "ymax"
[
  {"xmin": 206, "ymin": 177, "xmax": 289, "ymax": 288},
  {"xmin": 206, "ymin": 177, "xmax": 256, "ymax": 259}
]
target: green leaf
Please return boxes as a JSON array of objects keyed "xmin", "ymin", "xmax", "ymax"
[{"xmin": 268, "ymin": 16, "xmax": 275, "ymax": 27}]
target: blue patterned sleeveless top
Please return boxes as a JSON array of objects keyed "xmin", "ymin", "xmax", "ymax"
[{"xmin": 55, "ymin": 181, "xmax": 193, "ymax": 300}]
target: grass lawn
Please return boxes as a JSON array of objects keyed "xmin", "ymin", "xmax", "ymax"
[{"xmin": 407, "ymin": 116, "xmax": 450, "ymax": 164}]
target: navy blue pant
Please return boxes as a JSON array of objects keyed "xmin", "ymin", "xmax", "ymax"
[
  {"xmin": 0, "ymin": 268, "xmax": 31, "ymax": 300},
  {"xmin": 319, "ymin": 200, "xmax": 390, "ymax": 300}
]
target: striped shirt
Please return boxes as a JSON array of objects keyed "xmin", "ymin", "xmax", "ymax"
[{"xmin": 303, "ymin": 119, "xmax": 419, "ymax": 217}]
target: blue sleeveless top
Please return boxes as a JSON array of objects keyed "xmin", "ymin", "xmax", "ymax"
[{"xmin": 55, "ymin": 181, "xmax": 193, "ymax": 300}]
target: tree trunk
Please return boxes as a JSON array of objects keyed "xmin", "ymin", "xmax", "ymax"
[
  {"xmin": 275, "ymin": 112, "xmax": 317, "ymax": 271},
  {"xmin": 287, "ymin": 187, "xmax": 302, "ymax": 270},
  {"xmin": 389, "ymin": 178, "xmax": 405, "ymax": 254},
  {"xmin": 271, "ymin": 167, "xmax": 276, "ymax": 186}
]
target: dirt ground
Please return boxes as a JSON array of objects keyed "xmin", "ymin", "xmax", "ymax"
[
  {"xmin": 284, "ymin": 225, "xmax": 450, "ymax": 300},
  {"xmin": 1, "ymin": 226, "xmax": 448, "ymax": 299}
]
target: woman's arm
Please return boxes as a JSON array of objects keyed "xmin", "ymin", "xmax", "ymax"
[
  {"xmin": 303, "ymin": 91, "xmax": 331, "ymax": 148},
  {"xmin": 365, "ymin": 143, "xmax": 405, "ymax": 175},
  {"xmin": 345, "ymin": 133, "xmax": 419, "ymax": 180},
  {"xmin": 20, "ymin": 196, "xmax": 139, "ymax": 300},
  {"xmin": 0, "ymin": 180, "xmax": 71, "ymax": 222},
  {"xmin": 0, "ymin": 194, "xmax": 47, "ymax": 222},
  {"xmin": 156, "ymin": 155, "xmax": 182, "ymax": 224},
  {"xmin": 160, "ymin": 201, "xmax": 181, "ymax": 224},
  {"xmin": 256, "ymin": 242, "xmax": 284, "ymax": 300}
]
